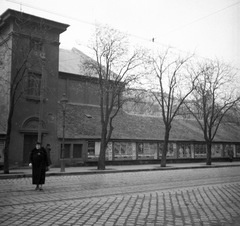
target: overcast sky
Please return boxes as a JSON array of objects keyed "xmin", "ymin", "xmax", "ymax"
[{"xmin": 1, "ymin": 0, "xmax": 239, "ymax": 69}]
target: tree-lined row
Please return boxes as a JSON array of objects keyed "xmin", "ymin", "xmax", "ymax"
[
  {"xmin": 86, "ymin": 25, "xmax": 240, "ymax": 169},
  {"xmin": 1, "ymin": 14, "xmax": 239, "ymax": 173}
]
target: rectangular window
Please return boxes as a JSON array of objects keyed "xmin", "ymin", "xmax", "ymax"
[
  {"xmin": 223, "ymin": 144, "xmax": 233, "ymax": 157},
  {"xmin": 88, "ymin": 141, "xmax": 95, "ymax": 156},
  {"xmin": 194, "ymin": 144, "xmax": 206, "ymax": 158},
  {"xmin": 159, "ymin": 142, "xmax": 176, "ymax": 158},
  {"xmin": 137, "ymin": 142, "xmax": 157, "ymax": 159},
  {"xmin": 73, "ymin": 144, "xmax": 82, "ymax": 158},
  {"xmin": 114, "ymin": 142, "xmax": 134, "ymax": 160},
  {"xmin": 167, "ymin": 143, "xmax": 175, "ymax": 158},
  {"xmin": 27, "ymin": 72, "xmax": 41, "ymax": 98},
  {"xmin": 177, "ymin": 143, "xmax": 191, "ymax": 158},
  {"xmin": 212, "ymin": 144, "xmax": 222, "ymax": 157},
  {"xmin": 236, "ymin": 145, "xmax": 240, "ymax": 157}
]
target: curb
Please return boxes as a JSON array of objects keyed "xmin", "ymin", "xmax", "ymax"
[{"xmin": 1, "ymin": 164, "xmax": 240, "ymax": 180}]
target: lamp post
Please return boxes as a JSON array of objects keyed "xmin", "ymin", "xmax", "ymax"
[
  {"xmin": 60, "ymin": 93, "xmax": 68, "ymax": 172},
  {"xmin": 37, "ymin": 54, "xmax": 46, "ymax": 143}
]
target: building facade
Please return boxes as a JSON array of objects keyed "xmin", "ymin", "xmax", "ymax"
[
  {"xmin": 0, "ymin": 9, "xmax": 69, "ymax": 166},
  {"xmin": 0, "ymin": 9, "xmax": 240, "ymax": 168}
]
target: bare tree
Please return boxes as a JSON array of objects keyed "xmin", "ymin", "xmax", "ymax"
[
  {"xmin": 0, "ymin": 12, "xmax": 49, "ymax": 173},
  {"xmin": 84, "ymin": 24, "xmax": 146, "ymax": 170},
  {"xmin": 184, "ymin": 59, "xmax": 240, "ymax": 165},
  {"xmin": 146, "ymin": 48, "xmax": 196, "ymax": 167}
]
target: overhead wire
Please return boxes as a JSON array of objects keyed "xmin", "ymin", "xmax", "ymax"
[
  {"xmin": 6, "ymin": 0, "xmax": 95, "ymax": 25},
  {"xmin": 5, "ymin": 0, "xmax": 240, "ymax": 70},
  {"xmin": 157, "ymin": 0, "xmax": 240, "ymax": 38}
]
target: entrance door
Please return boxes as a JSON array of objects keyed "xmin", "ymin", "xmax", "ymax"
[{"xmin": 23, "ymin": 134, "xmax": 38, "ymax": 165}]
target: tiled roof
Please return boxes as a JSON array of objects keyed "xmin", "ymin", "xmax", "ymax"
[
  {"xmin": 57, "ymin": 104, "xmax": 240, "ymax": 143},
  {"xmin": 57, "ymin": 49, "xmax": 240, "ymax": 143}
]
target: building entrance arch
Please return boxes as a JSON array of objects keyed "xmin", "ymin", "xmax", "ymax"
[{"xmin": 21, "ymin": 117, "xmax": 48, "ymax": 164}]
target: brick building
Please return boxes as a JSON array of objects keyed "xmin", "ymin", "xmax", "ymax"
[
  {"xmin": 0, "ymin": 9, "xmax": 240, "ymax": 167},
  {"xmin": 0, "ymin": 9, "xmax": 69, "ymax": 166}
]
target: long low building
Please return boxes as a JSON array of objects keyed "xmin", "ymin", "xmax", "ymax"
[
  {"xmin": 0, "ymin": 9, "xmax": 239, "ymax": 168},
  {"xmin": 57, "ymin": 102, "xmax": 240, "ymax": 165}
]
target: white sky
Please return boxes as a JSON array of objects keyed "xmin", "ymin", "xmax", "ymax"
[{"xmin": 0, "ymin": 0, "xmax": 240, "ymax": 69}]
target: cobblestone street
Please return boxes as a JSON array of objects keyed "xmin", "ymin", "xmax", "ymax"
[{"xmin": 0, "ymin": 167, "xmax": 240, "ymax": 226}]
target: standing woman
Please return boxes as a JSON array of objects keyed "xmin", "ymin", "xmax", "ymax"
[{"xmin": 29, "ymin": 142, "xmax": 49, "ymax": 191}]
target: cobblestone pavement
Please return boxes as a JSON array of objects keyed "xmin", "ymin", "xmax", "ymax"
[{"xmin": 0, "ymin": 167, "xmax": 240, "ymax": 226}]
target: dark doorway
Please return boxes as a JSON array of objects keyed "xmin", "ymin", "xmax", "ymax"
[{"xmin": 23, "ymin": 134, "xmax": 38, "ymax": 165}]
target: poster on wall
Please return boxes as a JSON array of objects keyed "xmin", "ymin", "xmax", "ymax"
[
  {"xmin": 178, "ymin": 144, "xmax": 191, "ymax": 158},
  {"xmin": 167, "ymin": 143, "xmax": 176, "ymax": 158},
  {"xmin": 223, "ymin": 144, "xmax": 234, "ymax": 157},
  {"xmin": 113, "ymin": 142, "xmax": 134, "ymax": 160},
  {"xmin": 106, "ymin": 142, "xmax": 112, "ymax": 160},
  {"xmin": 138, "ymin": 143, "xmax": 157, "ymax": 159},
  {"xmin": 212, "ymin": 144, "xmax": 222, "ymax": 157}
]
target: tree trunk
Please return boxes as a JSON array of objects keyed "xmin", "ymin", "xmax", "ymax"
[
  {"xmin": 161, "ymin": 129, "xmax": 170, "ymax": 167},
  {"xmin": 206, "ymin": 142, "xmax": 212, "ymax": 165},
  {"xmin": 3, "ymin": 141, "xmax": 9, "ymax": 174},
  {"xmin": 98, "ymin": 135, "xmax": 106, "ymax": 170},
  {"xmin": 4, "ymin": 130, "xmax": 10, "ymax": 174},
  {"xmin": 3, "ymin": 100, "xmax": 14, "ymax": 174}
]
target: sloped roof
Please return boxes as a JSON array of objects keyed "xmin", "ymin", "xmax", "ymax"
[
  {"xmin": 57, "ymin": 104, "xmax": 240, "ymax": 143},
  {"xmin": 59, "ymin": 48, "xmax": 94, "ymax": 75},
  {"xmin": 58, "ymin": 49, "xmax": 240, "ymax": 143}
]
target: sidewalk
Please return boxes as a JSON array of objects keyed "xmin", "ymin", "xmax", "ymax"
[{"xmin": 1, "ymin": 161, "xmax": 240, "ymax": 179}]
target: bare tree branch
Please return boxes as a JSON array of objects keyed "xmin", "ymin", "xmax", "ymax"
[
  {"xmin": 83, "ymin": 24, "xmax": 146, "ymax": 170},
  {"xmin": 185, "ymin": 58, "xmax": 240, "ymax": 165},
  {"xmin": 145, "ymin": 47, "xmax": 195, "ymax": 167}
]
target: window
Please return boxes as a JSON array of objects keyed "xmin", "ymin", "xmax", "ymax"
[
  {"xmin": 159, "ymin": 142, "xmax": 176, "ymax": 158},
  {"xmin": 167, "ymin": 143, "xmax": 175, "ymax": 158},
  {"xmin": 223, "ymin": 144, "xmax": 233, "ymax": 157},
  {"xmin": 31, "ymin": 39, "xmax": 43, "ymax": 52},
  {"xmin": 138, "ymin": 143, "xmax": 144, "ymax": 154},
  {"xmin": 194, "ymin": 144, "xmax": 206, "ymax": 158},
  {"xmin": 212, "ymin": 144, "xmax": 222, "ymax": 157},
  {"xmin": 61, "ymin": 143, "xmax": 83, "ymax": 159},
  {"xmin": 177, "ymin": 143, "xmax": 191, "ymax": 158},
  {"xmin": 88, "ymin": 141, "xmax": 95, "ymax": 156},
  {"xmin": 114, "ymin": 142, "xmax": 134, "ymax": 160},
  {"xmin": 73, "ymin": 144, "xmax": 82, "ymax": 158},
  {"xmin": 27, "ymin": 72, "xmax": 41, "ymax": 98},
  {"xmin": 236, "ymin": 145, "xmax": 240, "ymax": 157},
  {"xmin": 137, "ymin": 142, "xmax": 157, "ymax": 159}
]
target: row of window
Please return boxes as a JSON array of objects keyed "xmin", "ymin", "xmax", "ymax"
[{"xmin": 61, "ymin": 141, "xmax": 240, "ymax": 160}]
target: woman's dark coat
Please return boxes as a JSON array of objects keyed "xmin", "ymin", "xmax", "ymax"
[{"xmin": 29, "ymin": 147, "xmax": 49, "ymax": 185}]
